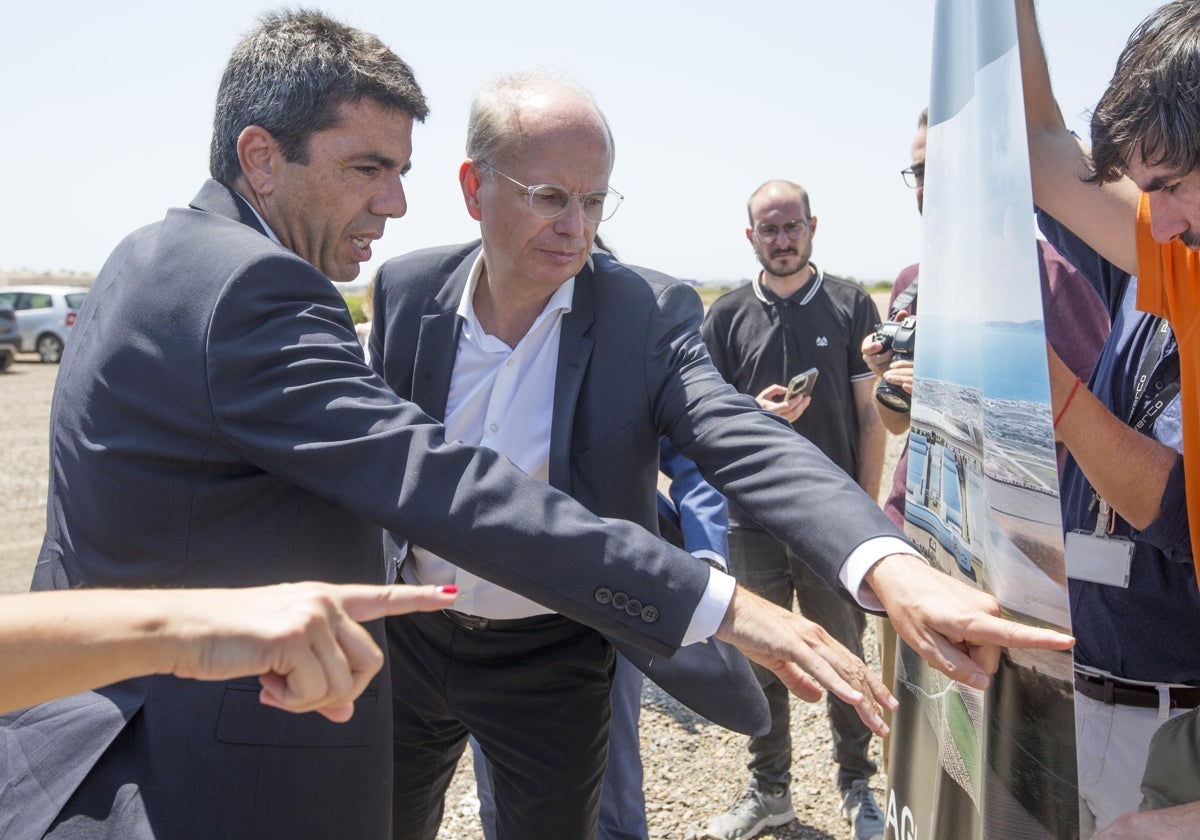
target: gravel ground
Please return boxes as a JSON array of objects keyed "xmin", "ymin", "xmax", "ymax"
[
  {"xmin": 0, "ymin": 355, "xmax": 55, "ymax": 594},
  {"xmin": 0, "ymin": 321, "xmax": 906, "ymax": 840}
]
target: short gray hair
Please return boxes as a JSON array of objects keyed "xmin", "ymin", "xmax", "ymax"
[
  {"xmin": 465, "ymin": 68, "xmax": 614, "ymax": 169},
  {"xmin": 209, "ymin": 8, "xmax": 429, "ymax": 186}
]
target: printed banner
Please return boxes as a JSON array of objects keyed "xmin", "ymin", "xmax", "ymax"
[{"xmin": 884, "ymin": 2, "xmax": 1078, "ymax": 838}]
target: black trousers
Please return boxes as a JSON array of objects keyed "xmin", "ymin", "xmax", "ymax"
[{"xmin": 388, "ymin": 610, "xmax": 615, "ymax": 840}]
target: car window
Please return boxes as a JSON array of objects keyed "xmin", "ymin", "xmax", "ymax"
[
  {"xmin": 0, "ymin": 293, "xmax": 13, "ymax": 307},
  {"xmin": 65, "ymin": 293, "xmax": 87, "ymax": 309},
  {"xmin": 21, "ymin": 294, "xmax": 53, "ymax": 310}
]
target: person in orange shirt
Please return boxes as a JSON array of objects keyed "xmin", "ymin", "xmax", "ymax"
[{"xmin": 1018, "ymin": 0, "xmax": 1200, "ymax": 834}]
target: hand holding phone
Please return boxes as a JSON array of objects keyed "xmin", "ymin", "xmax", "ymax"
[{"xmin": 785, "ymin": 367, "xmax": 819, "ymax": 400}]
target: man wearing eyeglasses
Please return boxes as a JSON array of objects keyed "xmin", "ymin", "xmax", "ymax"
[
  {"xmin": 367, "ymin": 70, "xmax": 1078, "ymax": 840},
  {"xmin": 700, "ymin": 181, "xmax": 887, "ymax": 840}
]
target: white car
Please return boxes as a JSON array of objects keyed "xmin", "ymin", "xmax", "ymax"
[{"xmin": 0, "ymin": 285, "xmax": 89, "ymax": 363}]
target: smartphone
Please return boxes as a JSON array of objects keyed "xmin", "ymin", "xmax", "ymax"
[{"xmin": 785, "ymin": 367, "xmax": 819, "ymax": 400}]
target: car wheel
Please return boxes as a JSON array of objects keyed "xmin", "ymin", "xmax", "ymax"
[{"xmin": 37, "ymin": 333, "xmax": 64, "ymax": 363}]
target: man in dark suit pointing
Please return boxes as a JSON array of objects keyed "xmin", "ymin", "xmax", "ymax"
[
  {"xmin": 368, "ymin": 70, "xmax": 1074, "ymax": 840},
  {"xmin": 0, "ymin": 12, "xmax": 1071, "ymax": 840}
]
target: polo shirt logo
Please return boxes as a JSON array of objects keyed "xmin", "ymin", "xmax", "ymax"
[{"xmin": 816, "ymin": 337, "xmax": 829, "ymax": 347}]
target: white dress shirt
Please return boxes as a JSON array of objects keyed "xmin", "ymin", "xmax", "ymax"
[
  {"xmin": 232, "ymin": 209, "xmax": 918, "ymax": 642},
  {"xmin": 402, "ymin": 255, "xmax": 741, "ymax": 644}
]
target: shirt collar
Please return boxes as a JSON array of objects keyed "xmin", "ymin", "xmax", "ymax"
[
  {"xmin": 234, "ymin": 192, "xmax": 283, "ymax": 248},
  {"xmin": 753, "ymin": 262, "xmax": 823, "ymax": 306},
  {"xmin": 456, "ymin": 253, "xmax": 579, "ymax": 344}
]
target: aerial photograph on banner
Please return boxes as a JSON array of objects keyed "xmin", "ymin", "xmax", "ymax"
[{"xmin": 884, "ymin": 2, "xmax": 1077, "ymax": 838}]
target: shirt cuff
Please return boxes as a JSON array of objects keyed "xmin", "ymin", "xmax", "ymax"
[
  {"xmin": 840, "ymin": 536, "xmax": 926, "ymax": 611},
  {"xmin": 691, "ymin": 549, "xmax": 728, "ymax": 573},
  {"xmin": 682, "ymin": 566, "xmax": 736, "ymax": 645}
]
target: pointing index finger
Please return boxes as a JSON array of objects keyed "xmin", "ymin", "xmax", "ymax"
[{"xmin": 335, "ymin": 584, "xmax": 460, "ymax": 623}]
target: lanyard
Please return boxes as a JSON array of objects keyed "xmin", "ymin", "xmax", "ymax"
[
  {"xmin": 1125, "ymin": 318, "xmax": 1178, "ymax": 433},
  {"xmin": 1087, "ymin": 317, "xmax": 1177, "ymax": 535},
  {"xmin": 890, "ymin": 275, "xmax": 918, "ymax": 319}
]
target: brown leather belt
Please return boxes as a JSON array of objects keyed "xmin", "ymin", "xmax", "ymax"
[
  {"xmin": 440, "ymin": 609, "xmax": 561, "ymax": 632},
  {"xmin": 1074, "ymin": 672, "xmax": 1200, "ymax": 709}
]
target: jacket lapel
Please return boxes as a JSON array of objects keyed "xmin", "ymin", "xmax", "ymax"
[
  {"xmin": 410, "ymin": 256, "xmax": 474, "ymax": 422},
  {"xmin": 549, "ymin": 263, "xmax": 596, "ymax": 492}
]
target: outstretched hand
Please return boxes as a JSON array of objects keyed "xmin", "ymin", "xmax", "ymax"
[
  {"xmin": 715, "ymin": 586, "xmax": 897, "ymax": 737},
  {"xmin": 865, "ymin": 554, "xmax": 1074, "ymax": 689},
  {"xmin": 0, "ymin": 582, "xmax": 458, "ymax": 718},
  {"xmin": 171, "ymin": 582, "xmax": 459, "ymax": 721}
]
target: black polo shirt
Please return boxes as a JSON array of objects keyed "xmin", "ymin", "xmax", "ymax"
[{"xmin": 702, "ymin": 265, "xmax": 880, "ymax": 528}]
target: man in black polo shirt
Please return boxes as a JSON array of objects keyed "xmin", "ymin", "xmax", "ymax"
[{"xmin": 700, "ymin": 180, "xmax": 886, "ymax": 840}]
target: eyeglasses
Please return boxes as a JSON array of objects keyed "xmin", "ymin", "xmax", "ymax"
[
  {"xmin": 478, "ymin": 162, "xmax": 624, "ymax": 223},
  {"xmin": 901, "ymin": 164, "xmax": 925, "ymax": 189},
  {"xmin": 753, "ymin": 219, "xmax": 811, "ymax": 242}
]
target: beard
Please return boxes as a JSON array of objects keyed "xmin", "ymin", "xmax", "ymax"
[
  {"xmin": 756, "ymin": 245, "xmax": 811, "ymax": 279},
  {"xmin": 1180, "ymin": 229, "xmax": 1200, "ymax": 251}
]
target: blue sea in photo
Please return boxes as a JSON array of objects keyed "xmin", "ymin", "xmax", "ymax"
[{"xmin": 915, "ymin": 315, "xmax": 1051, "ymax": 405}]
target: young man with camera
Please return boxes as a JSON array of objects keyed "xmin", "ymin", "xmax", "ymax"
[{"xmin": 700, "ymin": 180, "xmax": 888, "ymax": 840}]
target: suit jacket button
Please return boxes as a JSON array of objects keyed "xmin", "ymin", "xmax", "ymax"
[
  {"xmin": 595, "ymin": 587, "xmax": 613, "ymax": 605},
  {"xmin": 625, "ymin": 599, "xmax": 642, "ymax": 616},
  {"xmin": 612, "ymin": 592, "xmax": 629, "ymax": 610},
  {"xmin": 640, "ymin": 605, "xmax": 659, "ymax": 623}
]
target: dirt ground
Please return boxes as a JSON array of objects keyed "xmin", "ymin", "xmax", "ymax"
[{"xmin": 0, "ymin": 354, "xmax": 57, "ymax": 593}]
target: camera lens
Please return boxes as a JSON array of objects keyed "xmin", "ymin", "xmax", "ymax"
[{"xmin": 875, "ymin": 380, "xmax": 911, "ymax": 412}]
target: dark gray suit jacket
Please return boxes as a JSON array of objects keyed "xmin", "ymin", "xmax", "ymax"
[
  {"xmin": 368, "ymin": 244, "xmax": 906, "ymax": 732},
  {"xmin": 0, "ymin": 183, "xmax": 734, "ymax": 840}
]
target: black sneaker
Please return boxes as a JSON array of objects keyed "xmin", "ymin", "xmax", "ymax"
[{"xmin": 840, "ymin": 780, "xmax": 885, "ymax": 840}]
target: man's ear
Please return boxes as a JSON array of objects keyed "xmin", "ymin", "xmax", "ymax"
[
  {"xmin": 745, "ymin": 227, "xmax": 755, "ymax": 246},
  {"xmin": 237, "ymin": 126, "xmax": 278, "ymax": 195},
  {"xmin": 460, "ymin": 160, "xmax": 484, "ymax": 221},
  {"xmin": 807, "ymin": 215, "xmax": 818, "ymax": 238}
]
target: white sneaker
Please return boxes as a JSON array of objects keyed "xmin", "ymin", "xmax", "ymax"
[{"xmin": 702, "ymin": 783, "xmax": 795, "ymax": 840}]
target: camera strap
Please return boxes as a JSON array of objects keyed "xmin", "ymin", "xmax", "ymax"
[{"xmin": 890, "ymin": 275, "xmax": 918, "ymax": 318}]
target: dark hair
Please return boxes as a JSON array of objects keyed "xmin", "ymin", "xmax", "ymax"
[
  {"xmin": 209, "ymin": 8, "xmax": 429, "ymax": 186},
  {"xmin": 1089, "ymin": 1, "xmax": 1200, "ymax": 183}
]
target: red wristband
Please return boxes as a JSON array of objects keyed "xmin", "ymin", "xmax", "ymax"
[{"xmin": 1053, "ymin": 376, "xmax": 1082, "ymax": 429}]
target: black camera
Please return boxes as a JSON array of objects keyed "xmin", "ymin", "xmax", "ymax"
[{"xmin": 873, "ymin": 315, "xmax": 916, "ymax": 412}]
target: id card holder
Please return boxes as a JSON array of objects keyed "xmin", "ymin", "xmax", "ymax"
[{"xmin": 1065, "ymin": 530, "xmax": 1134, "ymax": 587}]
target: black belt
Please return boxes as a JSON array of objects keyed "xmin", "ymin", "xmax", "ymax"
[
  {"xmin": 440, "ymin": 609, "xmax": 561, "ymax": 632},
  {"xmin": 1074, "ymin": 672, "xmax": 1200, "ymax": 709}
]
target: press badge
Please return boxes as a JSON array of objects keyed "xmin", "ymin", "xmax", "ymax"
[{"xmin": 1064, "ymin": 498, "xmax": 1133, "ymax": 587}]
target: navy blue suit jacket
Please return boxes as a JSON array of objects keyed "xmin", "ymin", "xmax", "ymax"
[
  {"xmin": 369, "ymin": 244, "xmax": 906, "ymax": 733},
  {"xmin": 0, "ymin": 182, "xmax": 729, "ymax": 840}
]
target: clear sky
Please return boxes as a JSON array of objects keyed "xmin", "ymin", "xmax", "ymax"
[{"xmin": 0, "ymin": 1, "xmax": 1164, "ymax": 287}]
